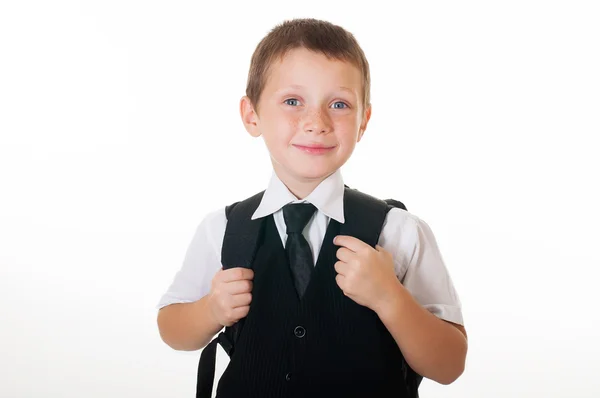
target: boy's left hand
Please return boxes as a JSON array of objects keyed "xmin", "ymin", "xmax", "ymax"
[{"xmin": 333, "ymin": 235, "xmax": 402, "ymax": 313}]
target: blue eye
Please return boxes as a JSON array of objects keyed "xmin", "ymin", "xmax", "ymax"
[
  {"xmin": 332, "ymin": 101, "xmax": 348, "ymax": 109},
  {"xmin": 284, "ymin": 99, "xmax": 300, "ymax": 106}
]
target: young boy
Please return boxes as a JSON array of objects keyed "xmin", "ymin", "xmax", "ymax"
[{"xmin": 157, "ymin": 18, "xmax": 467, "ymax": 398}]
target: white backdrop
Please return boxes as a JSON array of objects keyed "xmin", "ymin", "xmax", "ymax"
[{"xmin": 1, "ymin": 1, "xmax": 599, "ymax": 397}]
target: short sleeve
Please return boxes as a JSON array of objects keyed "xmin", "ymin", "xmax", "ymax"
[
  {"xmin": 378, "ymin": 208, "xmax": 464, "ymax": 326},
  {"xmin": 156, "ymin": 207, "xmax": 226, "ymax": 310}
]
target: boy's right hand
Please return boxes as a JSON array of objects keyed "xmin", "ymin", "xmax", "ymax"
[{"xmin": 208, "ymin": 267, "xmax": 254, "ymax": 327}]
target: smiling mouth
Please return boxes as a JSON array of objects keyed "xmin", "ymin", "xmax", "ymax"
[{"xmin": 292, "ymin": 144, "xmax": 336, "ymax": 155}]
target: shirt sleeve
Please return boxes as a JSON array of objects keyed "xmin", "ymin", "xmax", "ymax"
[
  {"xmin": 155, "ymin": 207, "xmax": 226, "ymax": 310},
  {"xmin": 378, "ymin": 208, "xmax": 464, "ymax": 326}
]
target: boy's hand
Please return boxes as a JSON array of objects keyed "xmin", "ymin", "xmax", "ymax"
[
  {"xmin": 208, "ymin": 267, "xmax": 254, "ymax": 327},
  {"xmin": 334, "ymin": 235, "xmax": 401, "ymax": 313}
]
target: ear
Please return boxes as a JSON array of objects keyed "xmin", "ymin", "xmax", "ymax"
[
  {"xmin": 240, "ymin": 96, "xmax": 261, "ymax": 137},
  {"xmin": 357, "ymin": 104, "xmax": 372, "ymax": 143}
]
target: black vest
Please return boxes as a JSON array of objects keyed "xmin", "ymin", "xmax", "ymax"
[{"xmin": 197, "ymin": 187, "xmax": 421, "ymax": 398}]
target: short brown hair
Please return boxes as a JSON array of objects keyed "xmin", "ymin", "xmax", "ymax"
[{"xmin": 246, "ymin": 18, "xmax": 371, "ymax": 112}]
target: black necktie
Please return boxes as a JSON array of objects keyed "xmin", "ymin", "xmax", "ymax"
[{"xmin": 283, "ymin": 203, "xmax": 317, "ymax": 298}]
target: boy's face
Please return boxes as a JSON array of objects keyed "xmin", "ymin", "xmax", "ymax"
[{"xmin": 241, "ymin": 47, "xmax": 371, "ymax": 190}]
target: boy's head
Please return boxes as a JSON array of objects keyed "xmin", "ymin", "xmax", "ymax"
[
  {"xmin": 240, "ymin": 18, "xmax": 373, "ymax": 195},
  {"xmin": 245, "ymin": 18, "xmax": 371, "ymax": 112}
]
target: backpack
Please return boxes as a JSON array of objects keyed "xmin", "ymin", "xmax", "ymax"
[{"xmin": 196, "ymin": 186, "xmax": 420, "ymax": 397}]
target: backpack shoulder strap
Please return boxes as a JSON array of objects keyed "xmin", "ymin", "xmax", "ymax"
[
  {"xmin": 340, "ymin": 186, "xmax": 421, "ymax": 396},
  {"xmin": 340, "ymin": 186, "xmax": 396, "ymax": 246},
  {"xmin": 340, "ymin": 185, "xmax": 408, "ymax": 246},
  {"xmin": 383, "ymin": 198, "xmax": 407, "ymax": 211},
  {"xmin": 221, "ymin": 190, "xmax": 266, "ymax": 270},
  {"xmin": 196, "ymin": 190, "xmax": 266, "ymax": 398},
  {"xmin": 219, "ymin": 190, "xmax": 266, "ymax": 354}
]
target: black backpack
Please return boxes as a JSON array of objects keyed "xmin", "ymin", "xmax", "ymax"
[{"xmin": 196, "ymin": 186, "xmax": 420, "ymax": 397}]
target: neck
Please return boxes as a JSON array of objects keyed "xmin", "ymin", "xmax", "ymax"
[{"xmin": 273, "ymin": 168, "xmax": 333, "ymax": 200}]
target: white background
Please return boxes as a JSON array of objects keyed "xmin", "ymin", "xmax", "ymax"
[{"xmin": 1, "ymin": 1, "xmax": 599, "ymax": 397}]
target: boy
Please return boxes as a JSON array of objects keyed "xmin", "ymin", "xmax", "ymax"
[{"xmin": 157, "ymin": 18, "xmax": 467, "ymax": 398}]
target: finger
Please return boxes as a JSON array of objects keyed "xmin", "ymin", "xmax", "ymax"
[
  {"xmin": 335, "ymin": 273, "xmax": 345, "ymax": 290},
  {"xmin": 335, "ymin": 247, "xmax": 355, "ymax": 263},
  {"xmin": 334, "ymin": 235, "xmax": 370, "ymax": 253},
  {"xmin": 231, "ymin": 292, "xmax": 252, "ymax": 308},
  {"xmin": 225, "ymin": 279, "xmax": 253, "ymax": 294},
  {"xmin": 232, "ymin": 305, "xmax": 250, "ymax": 320},
  {"xmin": 335, "ymin": 274, "xmax": 352, "ymax": 296},
  {"xmin": 220, "ymin": 267, "xmax": 254, "ymax": 282},
  {"xmin": 334, "ymin": 260, "xmax": 350, "ymax": 275}
]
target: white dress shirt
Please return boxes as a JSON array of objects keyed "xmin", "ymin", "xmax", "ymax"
[{"xmin": 157, "ymin": 170, "xmax": 463, "ymax": 326}]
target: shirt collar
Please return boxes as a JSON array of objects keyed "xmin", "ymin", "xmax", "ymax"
[{"xmin": 251, "ymin": 169, "xmax": 345, "ymax": 224}]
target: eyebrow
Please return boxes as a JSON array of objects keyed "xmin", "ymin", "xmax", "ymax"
[
  {"xmin": 338, "ymin": 86, "xmax": 356, "ymax": 94},
  {"xmin": 276, "ymin": 85, "xmax": 357, "ymax": 96}
]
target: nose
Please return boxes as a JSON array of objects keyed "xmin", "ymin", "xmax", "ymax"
[{"xmin": 302, "ymin": 108, "xmax": 332, "ymax": 134}]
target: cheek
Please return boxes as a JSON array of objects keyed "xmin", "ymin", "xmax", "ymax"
[
  {"xmin": 288, "ymin": 117, "xmax": 300, "ymax": 133},
  {"xmin": 282, "ymin": 111, "xmax": 301, "ymax": 130},
  {"xmin": 262, "ymin": 115, "xmax": 298, "ymax": 148},
  {"xmin": 269, "ymin": 114, "xmax": 300, "ymax": 142},
  {"xmin": 334, "ymin": 118, "xmax": 361, "ymax": 144}
]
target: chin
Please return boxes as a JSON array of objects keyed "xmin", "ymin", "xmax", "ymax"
[{"xmin": 293, "ymin": 165, "xmax": 338, "ymax": 181}]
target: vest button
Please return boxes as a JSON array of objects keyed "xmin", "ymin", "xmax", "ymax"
[
  {"xmin": 285, "ymin": 372, "xmax": 292, "ymax": 381},
  {"xmin": 293, "ymin": 326, "xmax": 306, "ymax": 338}
]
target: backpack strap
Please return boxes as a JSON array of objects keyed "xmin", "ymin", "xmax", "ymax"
[
  {"xmin": 196, "ymin": 191, "xmax": 265, "ymax": 398},
  {"xmin": 384, "ymin": 198, "xmax": 407, "ymax": 211},
  {"xmin": 341, "ymin": 187, "xmax": 421, "ymax": 396},
  {"xmin": 221, "ymin": 190, "xmax": 266, "ymax": 270},
  {"xmin": 340, "ymin": 186, "xmax": 393, "ymax": 246},
  {"xmin": 219, "ymin": 190, "xmax": 266, "ymax": 353},
  {"xmin": 340, "ymin": 185, "xmax": 407, "ymax": 245}
]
